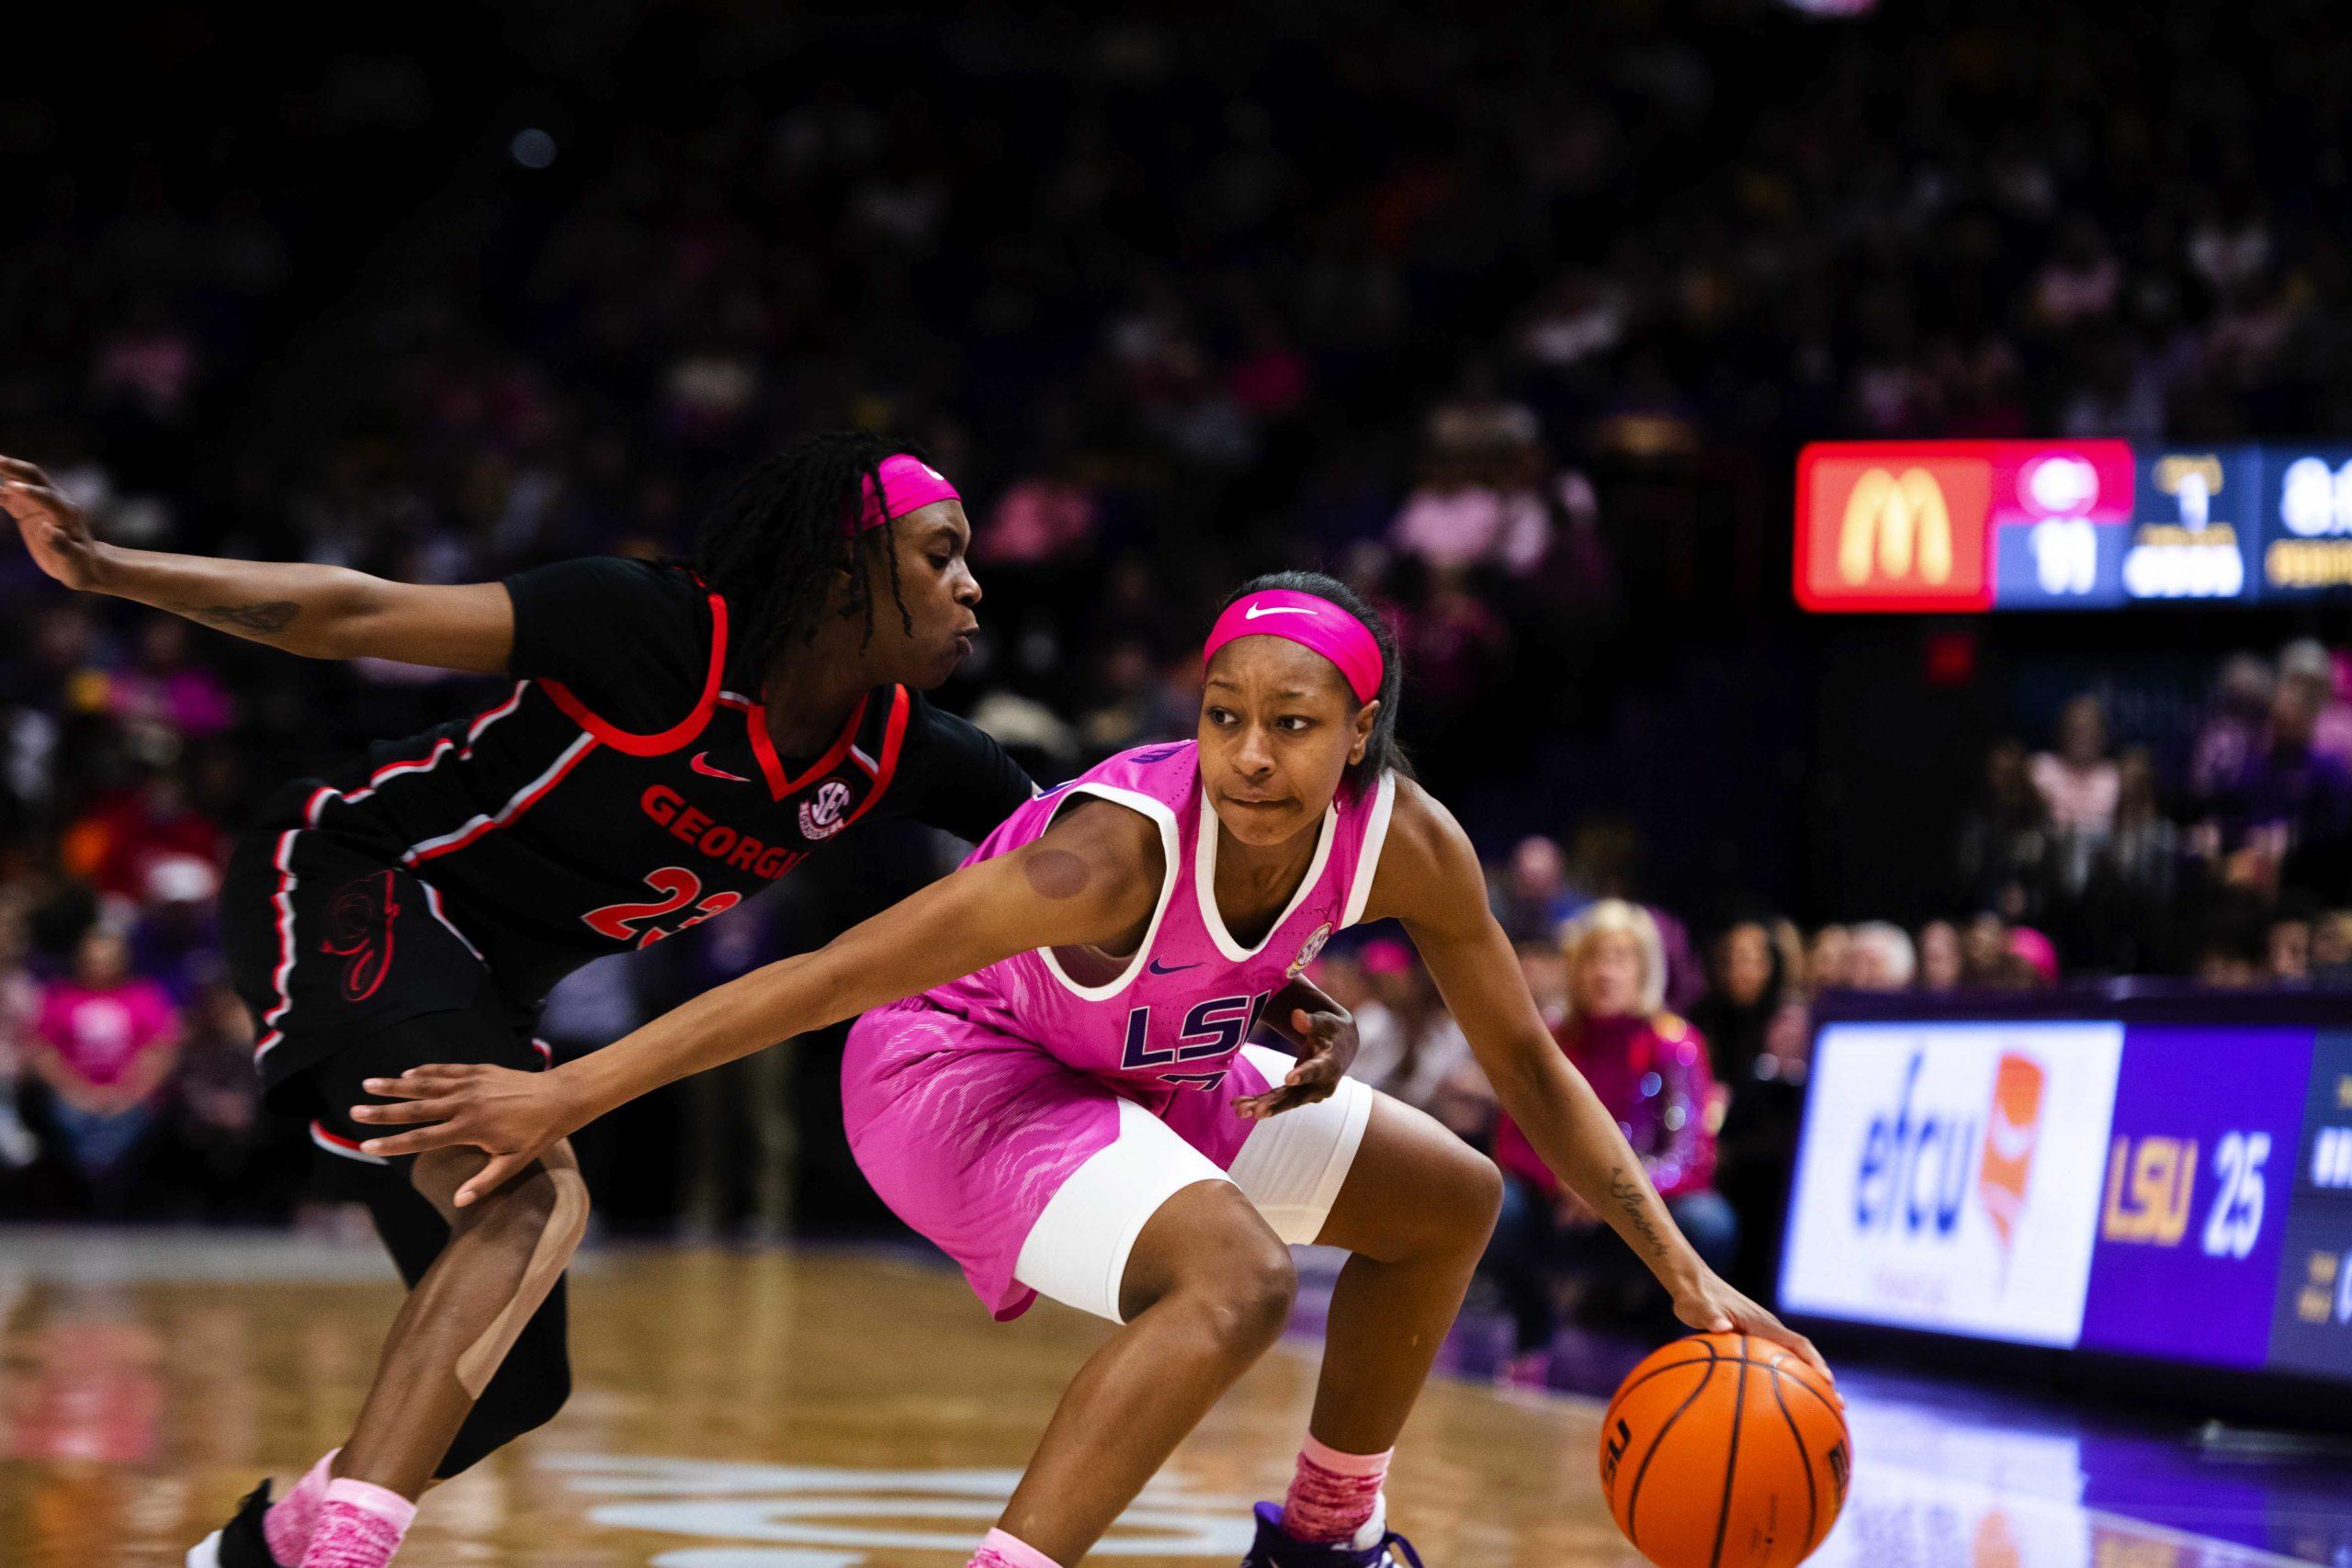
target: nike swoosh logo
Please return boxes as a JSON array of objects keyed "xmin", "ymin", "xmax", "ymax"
[
  {"xmin": 1148, "ymin": 960, "xmax": 1201, "ymax": 975},
  {"xmin": 690, "ymin": 752, "xmax": 752, "ymax": 783},
  {"xmin": 1243, "ymin": 603, "xmax": 1317, "ymax": 620}
]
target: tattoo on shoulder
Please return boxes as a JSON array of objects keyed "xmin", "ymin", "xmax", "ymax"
[
  {"xmin": 171, "ymin": 599, "xmax": 300, "ymax": 634},
  {"xmin": 1609, "ymin": 1166, "xmax": 1668, "ymax": 1258}
]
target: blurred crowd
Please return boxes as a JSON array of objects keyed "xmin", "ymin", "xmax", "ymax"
[
  {"xmin": 1957, "ymin": 638, "xmax": 2352, "ymax": 985},
  {"xmin": 7, "ymin": 0, "xmax": 2352, "ymax": 1229}
]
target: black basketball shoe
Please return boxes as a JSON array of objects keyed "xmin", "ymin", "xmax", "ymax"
[{"xmin": 186, "ymin": 1481, "xmax": 277, "ymax": 1568}]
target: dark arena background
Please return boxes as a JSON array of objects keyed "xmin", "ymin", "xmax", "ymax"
[{"xmin": 6, "ymin": 3, "xmax": 2352, "ymax": 1565}]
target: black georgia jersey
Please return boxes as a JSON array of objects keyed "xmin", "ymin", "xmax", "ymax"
[{"xmin": 260, "ymin": 557, "xmax": 1034, "ymax": 1002}]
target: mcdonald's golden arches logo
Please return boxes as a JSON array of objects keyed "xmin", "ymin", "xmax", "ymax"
[
  {"xmin": 1798, "ymin": 446, "xmax": 1992, "ymax": 610},
  {"xmin": 1839, "ymin": 468, "xmax": 1953, "ymax": 586}
]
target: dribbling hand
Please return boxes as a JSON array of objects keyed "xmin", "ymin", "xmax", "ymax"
[
  {"xmin": 0, "ymin": 455, "xmax": 109, "ymax": 592},
  {"xmin": 1234, "ymin": 1007, "xmax": 1358, "ymax": 1120},
  {"xmin": 351, "ymin": 1063, "xmax": 590, "ymax": 1207},
  {"xmin": 1670, "ymin": 1269, "xmax": 1840, "ymax": 1398}
]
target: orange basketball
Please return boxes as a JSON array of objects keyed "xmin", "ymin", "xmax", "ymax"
[{"xmin": 1596, "ymin": 1332, "xmax": 1851, "ymax": 1568}]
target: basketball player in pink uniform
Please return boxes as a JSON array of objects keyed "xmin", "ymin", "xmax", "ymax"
[{"xmin": 357, "ymin": 570, "xmax": 1827, "ymax": 1568}]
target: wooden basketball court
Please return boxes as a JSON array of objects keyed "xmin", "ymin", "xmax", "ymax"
[{"xmin": 0, "ymin": 1233, "xmax": 2337, "ymax": 1567}]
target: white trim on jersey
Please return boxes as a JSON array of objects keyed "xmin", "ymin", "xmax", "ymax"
[
  {"xmin": 253, "ymin": 829, "xmax": 301, "ymax": 1062},
  {"xmin": 1340, "ymin": 771, "xmax": 1398, "ymax": 928},
  {"xmin": 304, "ymin": 682, "xmax": 531, "ymax": 827},
  {"xmin": 420, "ymin": 882, "xmax": 487, "ymax": 964},
  {"xmin": 1193, "ymin": 787, "xmax": 1337, "ymax": 964},
  {"xmin": 1035, "ymin": 784, "xmax": 1183, "ymax": 1003},
  {"xmin": 398, "ymin": 731, "xmax": 597, "ymax": 865},
  {"xmin": 467, "ymin": 684, "xmax": 529, "ymax": 741},
  {"xmin": 310, "ymin": 1122, "xmax": 390, "ymax": 1167}
]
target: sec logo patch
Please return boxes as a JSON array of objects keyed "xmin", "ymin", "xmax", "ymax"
[{"xmin": 799, "ymin": 779, "xmax": 854, "ymax": 840}]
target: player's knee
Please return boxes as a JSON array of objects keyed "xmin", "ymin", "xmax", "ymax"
[
  {"xmin": 1390, "ymin": 1141, "xmax": 1504, "ymax": 1260},
  {"xmin": 449, "ymin": 1156, "xmax": 590, "ymax": 1265},
  {"xmin": 1455, "ymin": 1147, "xmax": 1506, "ymax": 1241},
  {"xmin": 536, "ymin": 1163, "xmax": 592, "ymax": 1260},
  {"xmin": 456, "ymin": 1166, "xmax": 556, "ymax": 1243},
  {"xmin": 1187, "ymin": 1234, "xmax": 1296, "ymax": 1354}
]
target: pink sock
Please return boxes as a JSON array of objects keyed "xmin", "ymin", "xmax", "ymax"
[
  {"xmin": 262, "ymin": 1450, "xmax": 338, "ymax": 1566},
  {"xmin": 1282, "ymin": 1435, "xmax": 1392, "ymax": 1545},
  {"xmin": 300, "ymin": 1479, "xmax": 416, "ymax": 1568},
  {"xmin": 967, "ymin": 1527, "xmax": 1064, "ymax": 1568}
]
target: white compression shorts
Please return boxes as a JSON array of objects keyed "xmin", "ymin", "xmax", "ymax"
[{"xmin": 1012, "ymin": 1044, "xmax": 1376, "ymax": 1324}]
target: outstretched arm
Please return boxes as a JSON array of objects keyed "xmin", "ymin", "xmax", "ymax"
[
  {"xmin": 353, "ymin": 797, "xmax": 1167, "ymax": 1203},
  {"xmin": 3, "ymin": 454, "xmax": 514, "ymax": 671},
  {"xmin": 1364, "ymin": 779, "xmax": 1830, "ymax": 1378}
]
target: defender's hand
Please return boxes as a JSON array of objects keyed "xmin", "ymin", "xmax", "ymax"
[
  {"xmin": 1, "ymin": 455, "xmax": 108, "ymax": 592},
  {"xmin": 1669, "ymin": 1269, "xmax": 1839, "ymax": 1396},
  {"xmin": 1235, "ymin": 1007, "xmax": 1358, "ymax": 1120},
  {"xmin": 352, "ymin": 1063, "xmax": 590, "ymax": 1207}
]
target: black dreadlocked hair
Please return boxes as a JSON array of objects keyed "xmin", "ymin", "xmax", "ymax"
[
  {"xmin": 1213, "ymin": 570, "xmax": 1415, "ymax": 790},
  {"xmin": 692, "ymin": 430, "xmax": 922, "ymax": 691}
]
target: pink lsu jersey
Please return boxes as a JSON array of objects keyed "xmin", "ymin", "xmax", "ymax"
[{"xmin": 922, "ymin": 741, "xmax": 1397, "ymax": 1096}]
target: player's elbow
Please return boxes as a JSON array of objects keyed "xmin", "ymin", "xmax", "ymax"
[
  {"xmin": 289, "ymin": 621, "xmax": 359, "ymax": 661},
  {"xmin": 1488, "ymin": 1038, "xmax": 1571, "ymax": 1122},
  {"xmin": 274, "ymin": 569, "xmax": 388, "ymax": 660}
]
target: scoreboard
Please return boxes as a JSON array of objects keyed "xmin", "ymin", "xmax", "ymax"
[
  {"xmin": 1780, "ymin": 996, "xmax": 2352, "ymax": 1389},
  {"xmin": 1795, "ymin": 439, "xmax": 2352, "ymax": 611}
]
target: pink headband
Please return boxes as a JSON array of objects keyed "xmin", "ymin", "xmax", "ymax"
[
  {"xmin": 855, "ymin": 453, "xmax": 961, "ymax": 533},
  {"xmin": 1202, "ymin": 589, "xmax": 1385, "ymax": 704}
]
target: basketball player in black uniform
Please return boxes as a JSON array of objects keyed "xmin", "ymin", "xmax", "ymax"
[{"xmin": 1, "ymin": 435, "xmax": 1041, "ymax": 1566}]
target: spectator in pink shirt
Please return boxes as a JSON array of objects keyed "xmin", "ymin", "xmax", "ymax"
[
  {"xmin": 26, "ymin": 928, "xmax": 182, "ymax": 1214},
  {"xmin": 1389, "ymin": 395, "xmax": 1603, "ymax": 583},
  {"xmin": 1476, "ymin": 900, "xmax": 1736, "ymax": 1366},
  {"xmin": 2030, "ymin": 694, "xmax": 2121, "ymax": 831}
]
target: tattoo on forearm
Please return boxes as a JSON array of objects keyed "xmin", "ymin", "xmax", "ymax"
[
  {"xmin": 1610, "ymin": 1167, "xmax": 1668, "ymax": 1258},
  {"xmin": 169, "ymin": 599, "xmax": 300, "ymax": 634}
]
